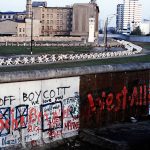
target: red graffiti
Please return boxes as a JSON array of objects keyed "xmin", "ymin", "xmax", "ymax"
[
  {"xmin": 87, "ymin": 85, "xmax": 150, "ymax": 112},
  {"xmin": 87, "ymin": 94, "xmax": 96, "ymax": 112},
  {"xmin": 106, "ymin": 93, "xmax": 113, "ymax": 111},
  {"xmin": 47, "ymin": 129, "xmax": 62, "ymax": 138},
  {"xmin": 64, "ymin": 120, "xmax": 79, "ymax": 131}
]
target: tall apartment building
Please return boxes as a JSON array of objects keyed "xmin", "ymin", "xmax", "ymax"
[
  {"xmin": 116, "ymin": 4, "xmax": 124, "ymax": 32},
  {"xmin": 123, "ymin": 0, "xmax": 142, "ymax": 34}
]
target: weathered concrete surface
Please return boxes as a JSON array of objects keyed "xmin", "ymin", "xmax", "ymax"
[{"xmin": 0, "ymin": 63, "xmax": 149, "ymax": 83}]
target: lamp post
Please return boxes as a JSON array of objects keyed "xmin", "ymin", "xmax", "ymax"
[
  {"xmin": 103, "ymin": 14, "xmax": 118, "ymax": 50},
  {"xmin": 30, "ymin": 11, "xmax": 33, "ymax": 55},
  {"xmin": 103, "ymin": 17, "xmax": 108, "ymax": 50}
]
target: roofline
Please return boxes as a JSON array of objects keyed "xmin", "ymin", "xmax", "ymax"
[{"xmin": 33, "ymin": 6, "xmax": 72, "ymax": 9}]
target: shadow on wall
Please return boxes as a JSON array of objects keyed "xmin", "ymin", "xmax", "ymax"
[{"xmin": 80, "ymin": 70, "xmax": 150, "ymax": 128}]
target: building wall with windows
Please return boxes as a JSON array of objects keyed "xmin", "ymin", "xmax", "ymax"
[
  {"xmin": 0, "ymin": 19, "xmax": 41, "ymax": 37},
  {"xmin": 0, "ymin": 12, "xmax": 16, "ymax": 21},
  {"xmin": 123, "ymin": 0, "xmax": 142, "ymax": 34},
  {"xmin": 17, "ymin": 22, "xmax": 26, "ymax": 37},
  {"xmin": 0, "ymin": 12, "xmax": 26, "ymax": 21},
  {"xmin": 0, "ymin": 0, "xmax": 99, "ymax": 38},
  {"xmin": 116, "ymin": 4, "xmax": 124, "ymax": 33},
  {"xmin": 32, "ymin": 6, "xmax": 72, "ymax": 36}
]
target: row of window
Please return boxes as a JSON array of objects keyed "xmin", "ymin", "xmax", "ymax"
[
  {"xmin": 42, "ymin": 26, "xmax": 64, "ymax": 30},
  {"xmin": 42, "ymin": 13, "xmax": 64, "ymax": 19},
  {"xmin": 42, "ymin": 8, "xmax": 71, "ymax": 13},
  {"xmin": 41, "ymin": 20, "xmax": 64, "ymax": 25},
  {"xmin": 19, "ymin": 28, "xmax": 25, "ymax": 32},
  {"xmin": 18, "ymin": 34, "xmax": 25, "ymax": 37},
  {"xmin": 0, "ymin": 15, "xmax": 14, "ymax": 19}
]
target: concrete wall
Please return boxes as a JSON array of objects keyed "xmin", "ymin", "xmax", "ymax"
[
  {"xmin": 99, "ymin": 34, "xmax": 150, "ymax": 42},
  {"xmin": 0, "ymin": 77, "xmax": 79, "ymax": 148},
  {"xmin": 0, "ymin": 36, "xmax": 82, "ymax": 42},
  {"xmin": 0, "ymin": 63, "xmax": 149, "ymax": 149},
  {"xmin": 80, "ymin": 70, "xmax": 150, "ymax": 128},
  {"xmin": 129, "ymin": 36, "xmax": 150, "ymax": 42}
]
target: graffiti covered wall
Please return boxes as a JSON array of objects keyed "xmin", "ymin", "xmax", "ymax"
[
  {"xmin": 80, "ymin": 70, "xmax": 150, "ymax": 128},
  {"xmin": 0, "ymin": 77, "xmax": 80, "ymax": 148},
  {"xmin": 0, "ymin": 68, "xmax": 150, "ymax": 148}
]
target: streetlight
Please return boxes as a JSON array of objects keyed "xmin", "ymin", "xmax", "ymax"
[
  {"xmin": 103, "ymin": 14, "xmax": 118, "ymax": 50},
  {"xmin": 30, "ymin": 11, "xmax": 33, "ymax": 55}
]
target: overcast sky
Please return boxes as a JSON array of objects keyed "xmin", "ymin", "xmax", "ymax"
[{"xmin": 0, "ymin": 0, "xmax": 149, "ymax": 26}]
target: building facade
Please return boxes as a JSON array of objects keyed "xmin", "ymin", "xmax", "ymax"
[
  {"xmin": 71, "ymin": 2, "xmax": 99, "ymax": 37},
  {"xmin": 123, "ymin": 0, "xmax": 142, "ymax": 34},
  {"xmin": 0, "ymin": 11, "xmax": 26, "ymax": 21},
  {"xmin": 0, "ymin": 0, "xmax": 99, "ymax": 38},
  {"xmin": 116, "ymin": 4, "xmax": 124, "ymax": 33},
  {"xmin": 32, "ymin": 5, "xmax": 72, "ymax": 36},
  {"xmin": 140, "ymin": 20, "xmax": 150, "ymax": 35}
]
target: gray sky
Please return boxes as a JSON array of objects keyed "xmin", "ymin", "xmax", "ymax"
[{"xmin": 0, "ymin": 0, "xmax": 149, "ymax": 26}]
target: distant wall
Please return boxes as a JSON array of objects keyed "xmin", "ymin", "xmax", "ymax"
[
  {"xmin": 0, "ymin": 36, "xmax": 82, "ymax": 42},
  {"xmin": 129, "ymin": 36, "xmax": 150, "ymax": 42},
  {"xmin": 99, "ymin": 34, "xmax": 150, "ymax": 42}
]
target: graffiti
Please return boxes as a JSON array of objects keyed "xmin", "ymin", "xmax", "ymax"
[
  {"xmin": 41, "ymin": 102, "xmax": 63, "ymax": 132},
  {"xmin": 15, "ymin": 105, "xmax": 29, "ymax": 130},
  {"xmin": 0, "ymin": 77, "xmax": 79, "ymax": 147},
  {"xmin": 0, "ymin": 107, "xmax": 10, "ymax": 137},
  {"xmin": 64, "ymin": 120, "xmax": 79, "ymax": 131},
  {"xmin": 0, "ymin": 96, "xmax": 15, "ymax": 106},
  {"xmin": 87, "ymin": 85, "xmax": 150, "ymax": 113},
  {"xmin": 1, "ymin": 136, "xmax": 21, "ymax": 147},
  {"xmin": 23, "ymin": 86, "xmax": 70, "ymax": 105}
]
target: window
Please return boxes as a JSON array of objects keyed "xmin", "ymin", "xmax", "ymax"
[
  {"xmin": 42, "ymin": 26, "xmax": 44, "ymax": 30},
  {"xmin": 50, "ymin": 14, "xmax": 53, "ymax": 19},
  {"xmin": 4, "ymin": 15, "xmax": 6, "ymax": 19},
  {"xmin": 19, "ymin": 28, "xmax": 22, "ymax": 32},
  {"xmin": 57, "ymin": 20, "xmax": 59, "ymax": 25},
  {"xmin": 50, "ymin": 20, "xmax": 53, "ymax": 25},
  {"xmin": 57, "ymin": 26, "xmax": 59, "ymax": 30},
  {"xmin": 60, "ymin": 26, "xmax": 63, "ymax": 30},
  {"xmin": 42, "ymin": 20, "xmax": 44, "ymax": 24},
  {"xmin": 60, "ymin": 20, "xmax": 63, "ymax": 25},
  {"xmin": 42, "ymin": 14, "xmax": 45, "ymax": 18},
  {"xmin": 60, "ymin": 14, "xmax": 63, "ymax": 19},
  {"xmin": 57, "ymin": 14, "xmax": 59, "ymax": 19},
  {"xmin": 47, "ymin": 14, "xmax": 49, "ymax": 18},
  {"xmin": 47, "ymin": 20, "xmax": 49, "ymax": 24},
  {"xmin": 50, "ymin": 26, "xmax": 53, "ymax": 30}
]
